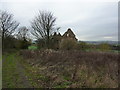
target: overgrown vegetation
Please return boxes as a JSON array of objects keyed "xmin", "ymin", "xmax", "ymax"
[
  {"xmin": 1, "ymin": 10, "xmax": 119, "ymax": 88},
  {"xmin": 19, "ymin": 50, "xmax": 119, "ymax": 88}
]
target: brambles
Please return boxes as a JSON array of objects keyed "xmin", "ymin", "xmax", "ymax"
[{"xmin": 20, "ymin": 50, "xmax": 119, "ymax": 88}]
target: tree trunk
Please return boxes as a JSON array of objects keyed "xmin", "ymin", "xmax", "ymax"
[
  {"xmin": 47, "ymin": 29, "xmax": 50, "ymax": 49},
  {"xmin": 2, "ymin": 29, "xmax": 5, "ymax": 50}
]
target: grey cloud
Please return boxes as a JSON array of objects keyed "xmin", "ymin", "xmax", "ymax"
[{"xmin": 0, "ymin": 1, "xmax": 118, "ymax": 41}]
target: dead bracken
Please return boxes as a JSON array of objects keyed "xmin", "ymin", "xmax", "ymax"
[{"xmin": 20, "ymin": 50, "xmax": 119, "ymax": 88}]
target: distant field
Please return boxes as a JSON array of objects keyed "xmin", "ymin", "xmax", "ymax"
[
  {"xmin": 85, "ymin": 49, "xmax": 119, "ymax": 53},
  {"xmin": 28, "ymin": 45, "xmax": 37, "ymax": 50}
]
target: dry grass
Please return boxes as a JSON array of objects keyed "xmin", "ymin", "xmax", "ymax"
[{"xmin": 20, "ymin": 49, "xmax": 119, "ymax": 88}]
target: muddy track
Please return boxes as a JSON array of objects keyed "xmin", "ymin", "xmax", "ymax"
[
  {"xmin": 3, "ymin": 53, "xmax": 33, "ymax": 88},
  {"xmin": 16, "ymin": 60, "xmax": 33, "ymax": 88}
]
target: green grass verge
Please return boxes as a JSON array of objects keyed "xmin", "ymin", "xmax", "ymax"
[
  {"xmin": 28, "ymin": 46, "xmax": 37, "ymax": 50},
  {"xmin": 2, "ymin": 53, "xmax": 20, "ymax": 88}
]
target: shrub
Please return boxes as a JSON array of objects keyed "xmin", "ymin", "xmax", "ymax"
[
  {"xmin": 15, "ymin": 39, "xmax": 31, "ymax": 49},
  {"xmin": 36, "ymin": 38, "xmax": 46, "ymax": 49},
  {"xmin": 59, "ymin": 38, "xmax": 77, "ymax": 50},
  {"xmin": 77, "ymin": 41, "xmax": 89, "ymax": 51},
  {"xmin": 98, "ymin": 43, "xmax": 111, "ymax": 51},
  {"xmin": 3, "ymin": 36, "xmax": 16, "ymax": 50}
]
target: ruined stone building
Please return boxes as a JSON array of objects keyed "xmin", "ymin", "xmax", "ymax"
[
  {"xmin": 51, "ymin": 28, "xmax": 77, "ymax": 49},
  {"xmin": 62, "ymin": 28, "xmax": 77, "ymax": 41},
  {"xmin": 52, "ymin": 28, "xmax": 77, "ymax": 41}
]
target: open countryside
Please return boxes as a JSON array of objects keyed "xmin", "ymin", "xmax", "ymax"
[{"xmin": 1, "ymin": 0, "xmax": 119, "ymax": 89}]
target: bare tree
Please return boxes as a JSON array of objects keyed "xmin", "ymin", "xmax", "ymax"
[
  {"xmin": 0, "ymin": 11, "xmax": 19, "ymax": 40},
  {"xmin": 14, "ymin": 26, "xmax": 31, "ymax": 49},
  {"xmin": 31, "ymin": 10, "xmax": 58, "ymax": 48},
  {"xmin": 16, "ymin": 26, "xmax": 29, "ymax": 41}
]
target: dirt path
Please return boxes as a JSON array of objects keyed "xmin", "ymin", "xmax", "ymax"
[
  {"xmin": 16, "ymin": 59, "xmax": 33, "ymax": 88},
  {"xmin": 2, "ymin": 53, "xmax": 33, "ymax": 88}
]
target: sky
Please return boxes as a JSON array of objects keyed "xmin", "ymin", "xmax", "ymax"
[{"xmin": 0, "ymin": 0, "xmax": 119, "ymax": 41}]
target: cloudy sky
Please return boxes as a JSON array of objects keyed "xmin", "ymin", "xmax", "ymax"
[{"xmin": 0, "ymin": 0, "xmax": 118, "ymax": 41}]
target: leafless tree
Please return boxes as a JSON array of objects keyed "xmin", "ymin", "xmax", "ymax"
[
  {"xmin": 31, "ymin": 10, "xmax": 59, "ymax": 48},
  {"xmin": 16, "ymin": 26, "xmax": 29, "ymax": 41},
  {"xmin": 0, "ymin": 10, "xmax": 19, "ymax": 40}
]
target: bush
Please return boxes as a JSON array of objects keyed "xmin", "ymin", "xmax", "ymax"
[
  {"xmin": 59, "ymin": 38, "xmax": 77, "ymax": 50},
  {"xmin": 3, "ymin": 36, "xmax": 16, "ymax": 50},
  {"xmin": 15, "ymin": 39, "xmax": 31, "ymax": 49},
  {"xmin": 36, "ymin": 38, "xmax": 46, "ymax": 49},
  {"xmin": 98, "ymin": 43, "xmax": 111, "ymax": 51},
  {"xmin": 77, "ymin": 41, "xmax": 89, "ymax": 51}
]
